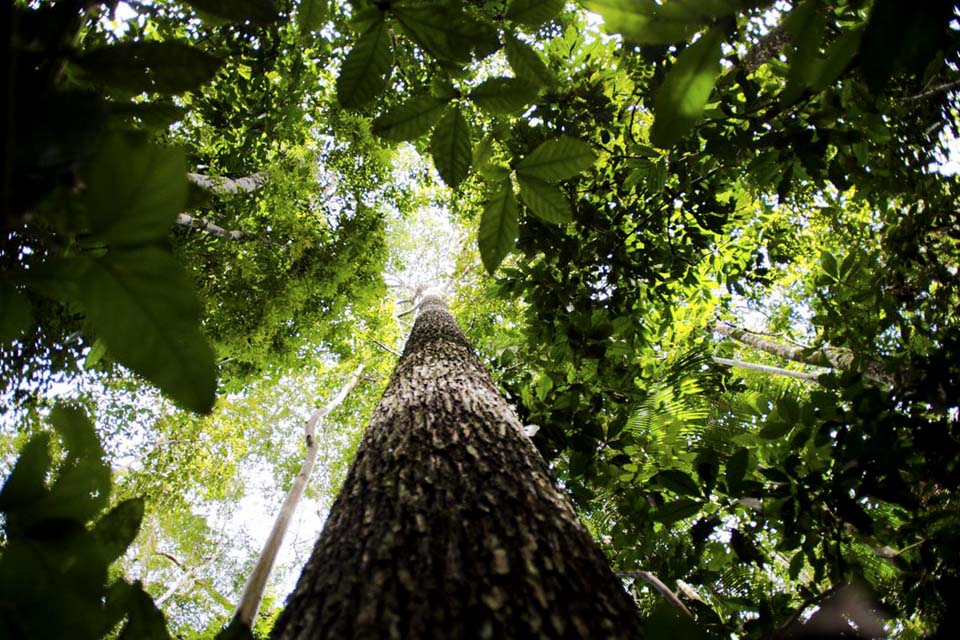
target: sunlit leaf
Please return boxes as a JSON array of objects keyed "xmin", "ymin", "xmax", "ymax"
[
  {"xmin": 78, "ymin": 248, "xmax": 217, "ymax": 413},
  {"xmin": 515, "ymin": 136, "xmax": 596, "ymax": 181},
  {"xmin": 298, "ymin": 0, "xmax": 327, "ymax": 35},
  {"xmin": 504, "ymin": 34, "xmax": 555, "ymax": 86},
  {"xmin": 505, "ymin": 0, "xmax": 564, "ymax": 29},
  {"xmin": 650, "ymin": 26, "xmax": 725, "ymax": 147}
]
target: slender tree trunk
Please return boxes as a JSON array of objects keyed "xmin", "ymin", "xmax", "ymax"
[
  {"xmin": 714, "ymin": 323, "xmax": 891, "ymax": 386},
  {"xmin": 712, "ymin": 356, "xmax": 822, "ymax": 382},
  {"xmin": 271, "ymin": 292, "xmax": 643, "ymax": 639},
  {"xmin": 233, "ymin": 364, "xmax": 365, "ymax": 629}
]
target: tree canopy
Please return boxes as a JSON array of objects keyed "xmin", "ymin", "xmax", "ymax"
[{"xmin": 2, "ymin": 0, "xmax": 960, "ymax": 638}]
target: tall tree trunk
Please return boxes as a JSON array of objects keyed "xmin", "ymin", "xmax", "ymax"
[{"xmin": 270, "ymin": 292, "xmax": 643, "ymax": 639}]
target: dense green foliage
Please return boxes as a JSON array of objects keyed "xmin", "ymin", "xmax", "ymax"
[{"xmin": 3, "ymin": 0, "xmax": 960, "ymax": 637}]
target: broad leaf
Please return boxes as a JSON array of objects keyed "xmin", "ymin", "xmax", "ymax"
[
  {"xmin": 76, "ymin": 42, "xmax": 223, "ymax": 94},
  {"xmin": 298, "ymin": 0, "xmax": 327, "ymax": 35},
  {"xmin": 109, "ymin": 102, "xmax": 187, "ymax": 129},
  {"xmin": 392, "ymin": 3, "xmax": 472, "ymax": 63},
  {"xmin": 504, "ymin": 34, "xmax": 555, "ymax": 86},
  {"xmin": 0, "ymin": 283, "xmax": 32, "ymax": 345},
  {"xmin": 726, "ymin": 447, "xmax": 749, "ymax": 489},
  {"xmin": 517, "ymin": 176, "xmax": 572, "ymax": 224},
  {"xmin": 78, "ymin": 248, "xmax": 216, "ymax": 413},
  {"xmin": 93, "ymin": 499, "xmax": 145, "ymax": 565},
  {"xmin": 183, "ymin": 0, "xmax": 280, "ymax": 24},
  {"xmin": 84, "ymin": 134, "xmax": 187, "ymax": 247},
  {"xmin": 431, "ymin": 106, "xmax": 473, "ymax": 189},
  {"xmin": 650, "ymin": 26, "xmax": 725, "ymax": 148},
  {"xmin": 478, "ymin": 178, "xmax": 519, "ymax": 274},
  {"xmin": 373, "ymin": 95, "xmax": 449, "ymax": 142},
  {"xmin": 337, "ymin": 20, "xmax": 393, "ymax": 109},
  {"xmin": 653, "ymin": 498, "xmax": 703, "ymax": 524},
  {"xmin": 586, "ymin": 0, "xmax": 734, "ymax": 45},
  {"xmin": 469, "ymin": 77, "xmax": 539, "ymax": 115},
  {"xmin": 516, "ymin": 136, "xmax": 596, "ymax": 181},
  {"xmin": 505, "ymin": 0, "xmax": 564, "ymax": 30},
  {"xmin": 653, "ymin": 470, "xmax": 702, "ymax": 497},
  {"xmin": 782, "ymin": 0, "xmax": 827, "ymax": 103},
  {"xmin": 0, "ymin": 434, "xmax": 52, "ymax": 512}
]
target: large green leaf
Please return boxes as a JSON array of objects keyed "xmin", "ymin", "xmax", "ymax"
[
  {"xmin": 0, "ymin": 434, "xmax": 52, "ymax": 513},
  {"xmin": 183, "ymin": 0, "xmax": 280, "ymax": 24},
  {"xmin": 93, "ymin": 499, "xmax": 145, "ymax": 565},
  {"xmin": 84, "ymin": 135, "xmax": 187, "ymax": 247},
  {"xmin": 517, "ymin": 175, "xmax": 573, "ymax": 224},
  {"xmin": 392, "ymin": 3, "xmax": 473, "ymax": 63},
  {"xmin": 298, "ymin": 0, "xmax": 327, "ymax": 35},
  {"xmin": 0, "ymin": 283, "xmax": 32, "ymax": 345},
  {"xmin": 373, "ymin": 95, "xmax": 449, "ymax": 142},
  {"xmin": 76, "ymin": 42, "xmax": 223, "ymax": 94},
  {"xmin": 430, "ymin": 106, "xmax": 473, "ymax": 189},
  {"xmin": 586, "ymin": 0, "xmax": 734, "ymax": 44},
  {"xmin": 515, "ymin": 136, "xmax": 596, "ymax": 181},
  {"xmin": 650, "ymin": 26, "xmax": 725, "ymax": 148},
  {"xmin": 78, "ymin": 248, "xmax": 216, "ymax": 413},
  {"xmin": 782, "ymin": 0, "xmax": 827, "ymax": 104},
  {"xmin": 336, "ymin": 19, "xmax": 393, "ymax": 109},
  {"xmin": 469, "ymin": 77, "xmax": 539, "ymax": 115},
  {"xmin": 504, "ymin": 34, "xmax": 555, "ymax": 87},
  {"xmin": 653, "ymin": 470, "xmax": 702, "ymax": 497},
  {"xmin": 653, "ymin": 498, "xmax": 703, "ymax": 524},
  {"xmin": 478, "ymin": 178, "xmax": 519, "ymax": 274},
  {"xmin": 505, "ymin": 0, "xmax": 565, "ymax": 29}
]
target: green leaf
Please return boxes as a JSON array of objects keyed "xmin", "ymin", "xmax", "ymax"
[
  {"xmin": 650, "ymin": 26, "xmax": 725, "ymax": 148},
  {"xmin": 298, "ymin": 0, "xmax": 327, "ymax": 35},
  {"xmin": 0, "ymin": 283, "xmax": 33, "ymax": 345},
  {"xmin": 43, "ymin": 405, "xmax": 111, "ymax": 523},
  {"xmin": 811, "ymin": 27, "xmax": 861, "ymax": 91},
  {"xmin": 654, "ymin": 498, "xmax": 703, "ymax": 524},
  {"xmin": 373, "ymin": 95, "xmax": 449, "ymax": 142},
  {"xmin": 788, "ymin": 552, "xmax": 805, "ymax": 580},
  {"xmin": 505, "ymin": 0, "xmax": 564, "ymax": 30},
  {"xmin": 777, "ymin": 396, "xmax": 801, "ymax": 423},
  {"xmin": 782, "ymin": 0, "xmax": 827, "ymax": 104},
  {"xmin": 653, "ymin": 470, "xmax": 702, "ymax": 497},
  {"xmin": 84, "ymin": 134, "xmax": 187, "ymax": 246},
  {"xmin": 469, "ymin": 77, "xmax": 539, "ymax": 115},
  {"xmin": 184, "ymin": 0, "xmax": 280, "ymax": 24},
  {"xmin": 78, "ymin": 248, "xmax": 216, "ymax": 413},
  {"xmin": 759, "ymin": 416, "xmax": 793, "ymax": 440},
  {"xmin": 726, "ymin": 447, "xmax": 749, "ymax": 490},
  {"xmin": 515, "ymin": 136, "xmax": 596, "ymax": 181},
  {"xmin": 517, "ymin": 175, "xmax": 572, "ymax": 224},
  {"xmin": 392, "ymin": 3, "xmax": 472, "ymax": 63},
  {"xmin": 336, "ymin": 20, "xmax": 393, "ymax": 109},
  {"xmin": 430, "ymin": 106, "xmax": 473, "ymax": 189},
  {"xmin": 75, "ymin": 42, "xmax": 223, "ymax": 94},
  {"xmin": 586, "ymin": 0, "xmax": 732, "ymax": 45},
  {"xmin": 117, "ymin": 580, "xmax": 170, "ymax": 639},
  {"xmin": 109, "ymin": 102, "xmax": 187, "ymax": 129},
  {"xmin": 0, "ymin": 434, "xmax": 52, "ymax": 512},
  {"xmin": 478, "ymin": 178, "xmax": 519, "ymax": 274},
  {"xmin": 504, "ymin": 34, "xmax": 555, "ymax": 86},
  {"xmin": 93, "ymin": 498, "xmax": 145, "ymax": 565},
  {"xmin": 820, "ymin": 251, "xmax": 839, "ymax": 278},
  {"xmin": 85, "ymin": 339, "xmax": 108, "ymax": 369}
]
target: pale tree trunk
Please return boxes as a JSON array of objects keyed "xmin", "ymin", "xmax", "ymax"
[
  {"xmin": 712, "ymin": 356, "xmax": 822, "ymax": 382},
  {"xmin": 233, "ymin": 364, "xmax": 366, "ymax": 629},
  {"xmin": 714, "ymin": 323, "xmax": 891, "ymax": 386},
  {"xmin": 270, "ymin": 293, "xmax": 643, "ymax": 639}
]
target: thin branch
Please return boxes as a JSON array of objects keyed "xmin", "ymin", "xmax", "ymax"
[
  {"xmin": 902, "ymin": 77, "xmax": 960, "ymax": 101},
  {"xmin": 175, "ymin": 213, "xmax": 251, "ymax": 241},
  {"xmin": 617, "ymin": 570, "xmax": 695, "ymax": 619},
  {"xmin": 713, "ymin": 356, "xmax": 822, "ymax": 382},
  {"xmin": 232, "ymin": 364, "xmax": 365, "ymax": 629},
  {"xmin": 369, "ymin": 338, "xmax": 400, "ymax": 357}
]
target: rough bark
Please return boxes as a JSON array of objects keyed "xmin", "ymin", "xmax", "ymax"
[
  {"xmin": 271, "ymin": 293, "xmax": 644, "ymax": 639},
  {"xmin": 714, "ymin": 323, "xmax": 891, "ymax": 386},
  {"xmin": 233, "ymin": 364, "xmax": 365, "ymax": 629}
]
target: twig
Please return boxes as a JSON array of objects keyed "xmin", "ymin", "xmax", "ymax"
[
  {"xmin": 903, "ymin": 77, "xmax": 960, "ymax": 101},
  {"xmin": 617, "ymin": 570, "xmax": 694, "ymax": 619},
  {"xmin": 369, "ymin": 338, "xmax": 400, "ymax": 357}
]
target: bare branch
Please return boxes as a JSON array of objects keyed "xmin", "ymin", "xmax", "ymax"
[
  {"xmin": 187, "ymin": 171, "xmax": 269, "ymax": 195},
  {"xmin": 617, "ymin": 570, "xmax": 695, "ymax": 619},
  {"xmin": 712, "ymin": 356, "xmax": 822, "ymax": 382}
]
